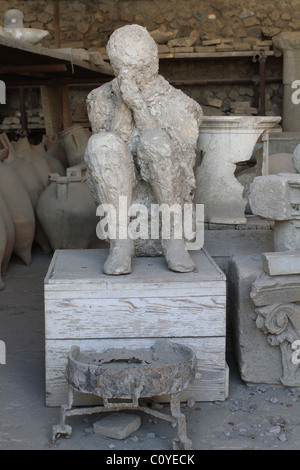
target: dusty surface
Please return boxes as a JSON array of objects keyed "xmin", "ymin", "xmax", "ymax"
[{"xmin": 1, "ymin": 246, "xmax": 300, "ymax": 451}]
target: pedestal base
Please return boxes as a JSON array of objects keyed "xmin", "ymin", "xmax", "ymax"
[
  {"xmin": 44, "ymin": 248, "xmax": 228, "ymax": 406},
  {"xmin": 228, "ymin": 253, "xmax": 300, "ymax": 387}
]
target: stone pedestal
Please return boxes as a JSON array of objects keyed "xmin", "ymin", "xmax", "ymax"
[
  {"xmin": 203, "ymin": 215, "xmax": 274, "ymax": 274},
  {"xmin": 194, "ymin": 116, "xmax": 280, "ymax": 224},
  {"xmin": 44, "ymin": 248, "xmax": 228, "ymax": 406},
  {"xmin": 228, "ymin": 253, "xmax": 300, "ymax": 387}
]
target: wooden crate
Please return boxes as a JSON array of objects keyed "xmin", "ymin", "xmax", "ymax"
[{"xmin": 44, "ymin": 248, "xmax": 228, "ymax": 406}]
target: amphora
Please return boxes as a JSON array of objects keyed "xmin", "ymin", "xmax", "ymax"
[{"xmin": 36, "ymin": 174, "xmax": 98, "ymax": 250}]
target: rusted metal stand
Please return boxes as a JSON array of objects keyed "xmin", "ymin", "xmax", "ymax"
[
  {"xmin": 52, "ymin": 383, "xmax": 193, "ymax": 450},
  {"xmin": 52, "ymin": 342, "xmax": 195, "ymax": 449}
]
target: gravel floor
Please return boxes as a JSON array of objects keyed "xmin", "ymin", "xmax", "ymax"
[{"xmin": 1, "ymin": 246, "xmax": 300, "ymax": 451}]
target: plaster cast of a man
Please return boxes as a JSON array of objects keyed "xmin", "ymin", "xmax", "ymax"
[{"xmin": 85, "ymin": 25, "xmax": 203, "ymax": 275}]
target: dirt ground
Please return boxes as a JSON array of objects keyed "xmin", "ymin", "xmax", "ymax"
[{"xmin": 1, "ymin": 246, "xmax": 300, "ymax": 451}]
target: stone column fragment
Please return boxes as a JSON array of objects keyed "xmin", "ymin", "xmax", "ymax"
[
  {"xmin": 273, "ymin": 32, "xmax": 300, "ymax": 132},
  {"xmin": 249, "ymin": 173, "xmax": 300, "ymax": 251}
]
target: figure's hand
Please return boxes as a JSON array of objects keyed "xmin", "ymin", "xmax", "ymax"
[
  {"xmin": 110, "ymin": 78, "xmax": 133, "ymax": 140},
  {"xmin": 115, "ymin": 69, "xmax": 157, "ymax": 131},
  {"xmin": 111, "ymin": 78, "xmax": 122, "ymax": 102},
  {"xmin": 117, "ymin": 71, "xmax": 141, "ymax": 109}
]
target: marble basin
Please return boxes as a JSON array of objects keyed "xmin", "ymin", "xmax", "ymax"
[
  {"xmin": 194, "ymin": 115, "xmax": 281, "ymax": 224},
  {"xmin": 0, "ymin": 26, "xmax": 49, "ymax": 44}
]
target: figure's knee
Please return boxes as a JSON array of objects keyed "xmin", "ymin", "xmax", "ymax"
[
  {"xmin": 85, "ymin": 131, "xmax": 136, "ymax": 193},
  {"xmin": 85, "ymin": 131, "xmax": 131, "ymax": 164}
]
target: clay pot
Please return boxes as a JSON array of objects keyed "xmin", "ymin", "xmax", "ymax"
[
  {"xmin": 0, "ymin": 134, "xmax": 52, "ymax": 254},
  {"xmin": 42, "ymin": 134, "xmax": 68, "ymax": 169},
  {"xmin": 60, "ymin": 125, "xmax": 90, "ymax": 167},
  {"xmin": 0, "ymin": 133, "xmax": 44, "ymax": 207},
  {"xmin": 0, "ymin": 210, "xmax": 7, "ymax": 290},
  {"xmin": 36, "ymin": 174, "xmax": 98, "ymax": 250},
  {"xmin": 13, "ymin": 136, "xmax": 51, "ymax": 188},
  {"xmin": 0, "ymin": 192, "xmax": 15, "ymax": 276},
  {"xmin": 31, "ymin": 142, "xmax": 65, "ymax": 176},
  {"xmin": 0, "ymin": 147, "xmax": 8, "ymax": 161},
  {"xmin": 0, "ymin": 163, "xmax": 35, "ymax": 265}
]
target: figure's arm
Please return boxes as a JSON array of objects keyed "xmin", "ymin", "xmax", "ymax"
[
  {"xmin": 86, "ymin": 83, "xmax": 115, "ymax": 133},
  {"xmin": 110, "ymin": 78, "xmax": 133, "ymax": 141},
  {"xmin": 86, "ymin": 81, "xmax": 133, "ymax": 142}
]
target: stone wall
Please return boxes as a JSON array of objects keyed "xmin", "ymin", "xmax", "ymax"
[
  {"xmin": 0, "ymin": 0, "xmax": 299, "ymax": 49},
  {"xmin": 1, "ymin": 0, "xmax": 298, "ymax": 125}
]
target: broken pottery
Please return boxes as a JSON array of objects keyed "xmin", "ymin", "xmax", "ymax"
[
  {"xmin": 60, "ymin": 125, "xmax": 90, "ymax": 167},
  {"xmin": 36, "ymin": 174, "xmax": 98, "ymax": 251},
  {"xmin": 13, "ymin": 136, "xmax": 51, "ymax": 188},
  {"xmin": 53, "ymin": 340, "xmax": 196, "ymax": 449}
]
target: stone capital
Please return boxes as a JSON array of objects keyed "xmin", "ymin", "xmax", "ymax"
[
  {"xmin": 255, "ymin": 302, "xmax": 300, "ymax": 386},
  {"xmin": 249, "ymin": 173, "xmax": 300, "ymax": 221}
]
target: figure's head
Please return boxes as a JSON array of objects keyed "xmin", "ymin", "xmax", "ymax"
[{"xmin": 106, "ymin": 25, "xmax": 159, "ymax": 83}]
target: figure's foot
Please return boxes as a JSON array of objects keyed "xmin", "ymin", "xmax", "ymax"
[
  {"xmin": 161, "ymin": 239, "xmax": 197, "ymax": 273},
  {"xmin": 104, "ymin": 240, "xmax": 134, "ymax": 275}
]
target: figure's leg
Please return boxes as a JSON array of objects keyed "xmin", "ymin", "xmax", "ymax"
[
  {"xmin": 85, "ymin": 131, "xmax": 136, "ymax": 275},
  {"xmin": 137, "ymin": 128, "xmax": 196, "ymax": 273}
]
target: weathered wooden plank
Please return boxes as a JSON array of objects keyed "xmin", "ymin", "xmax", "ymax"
[
  {"xmin": 45, "ymin": 337, "xmax": 227, "ymax": 406},
  {"xmin": 44, "ymin": 283, "xmax": 226, "ymax": 299},
  {"xmin": 158, "ymin": 50, "xmax": 275, "ymax": 60},
  {"xmin": 44, "ymin": 248, "xmax": 227, "ymax": 406},
  {"xmin": 45, "ymin": 295, "xmax": 226, "ymax": 339}
]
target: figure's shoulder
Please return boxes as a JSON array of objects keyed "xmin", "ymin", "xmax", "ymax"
[
  {"xmin": 156, "ymin": 74, "xmax": 172, "ymax": 91},
  {"xmin": 87, "ymin": 81, "xmax": 114, "ymax": 104},
  {"xmin": 86, "ymin": 81, "xmax": 116, "ymax": 133},
  {"xmin": 157, "ymin": 75, "xmax": 203, "ymax": 124}
]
